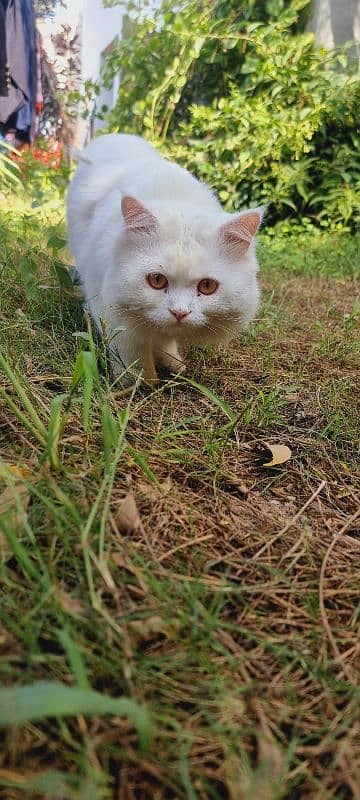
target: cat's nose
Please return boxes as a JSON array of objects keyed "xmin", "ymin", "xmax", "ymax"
[{"xmin": 169, "ymin": 309, "xmax": 191, "ymax": 323}]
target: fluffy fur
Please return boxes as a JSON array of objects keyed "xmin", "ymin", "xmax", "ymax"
[{"xmin": 67, "ymin": 133, "xmax": 264, "ymax": 382}]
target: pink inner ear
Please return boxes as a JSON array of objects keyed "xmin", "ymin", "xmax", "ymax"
[
  {"xmin": 238, "ymin": 210, "xmax": 262, "ymax": 237},
  {"xmin": 121, "ymin": 196, "xmax": 158, "ymax": 234},
  {"xmin": 220, "ymin": 210, "xmax": 262, "ymax": 256}
]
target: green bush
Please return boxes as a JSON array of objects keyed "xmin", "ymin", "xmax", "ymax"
[
  {"xmin": 0, "ymin": 142, "xmax": 22, "ymax": 191},
  {"xmin": 103, "ymin": 0, "xmax": 360, "ymax": 230}
]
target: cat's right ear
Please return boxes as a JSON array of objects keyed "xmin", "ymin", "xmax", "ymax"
[
  {"xmin": 219, "ymin": 207, "xmax": 265, "ymax": 258},
  {"xmin": 121, "ymin": 196, "xmax": 158, "ymax": 237}
]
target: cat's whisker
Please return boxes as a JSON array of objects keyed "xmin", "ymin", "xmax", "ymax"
[{"xmin": 116, "ymin": 306, "xmax": 149, "ymax": 313}]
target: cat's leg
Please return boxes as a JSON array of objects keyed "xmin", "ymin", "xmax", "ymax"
[
  {"xmin": 156, "ymin": 340, "xmax": 185, "ymax": 375},
  {"xmin": 89, "ymin": 304, "xmax": 158, "ymax": 385},
  {"xmin": 109, "ymin": 333, "xmax": 158, "ymax": 385},
  {"xmin": 142, "ymin": 344, "xmax": 158, "ymax": 383}
]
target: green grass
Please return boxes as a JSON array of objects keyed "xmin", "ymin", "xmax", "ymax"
[{"xmin": 0, "ymin": 200, "xmax": 359, "ymax": 800}]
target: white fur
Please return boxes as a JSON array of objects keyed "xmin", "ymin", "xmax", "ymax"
[{"xmin": 67, "ymin": 133, "xmax": 263, "ymax": 382}]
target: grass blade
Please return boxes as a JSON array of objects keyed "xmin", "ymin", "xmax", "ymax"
[
  {"xmin": 0, "ymin": 517, "xmax": 49, "ymax": 588},
  {"xmin": 57, "ymin": 629, "xmax": 90, "ymax": 690},
  {"xmin": 0, "ymin": 681, "xmax": 151, "ymax": 749},
  {"xmin": 0, "ymin": 769, "xmax": 74, "ymax": 794},
  {"xmin": 102, "ymin": 403, "xmax": 119, "ymax": 472},
  {"xmin": 44, "ymin": 394, "xmax": 66, "ymax": 470},
  {"xmin": 97, "ymin": 395, "xmax": 135, "ymax": 560},
  {"xmin": 0, "ymin": 387, "xmax": 47, "ymax": 448},
  {"xmin": 180, "ymin": 376, "xmax": 236, "ymax": 422},
  {"xmin": 127, "ymin": 445, "xmax": 161, "ymax": 488},
  {"xmin": 82, "ymin": 351, "xmax": 97, "ymax": 430},
  {"xmin": 0, "ymin": 348, "xmax": 47, "ymax": 439},
  {"xmin": 71, "ymin": 349, "xmax": 98, "ymax": 431}
]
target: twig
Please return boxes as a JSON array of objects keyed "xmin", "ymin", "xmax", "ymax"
[
  {"xmin": 319, "ymin": 506, "xmax": 360, "ymax": 684},
  {"xmin": 253, "ymin": 480, "xmax": 326, "ymax": 558},
  {"xmin": 158, "ymin": 533, "xmax": 214, "ymax": 563}
]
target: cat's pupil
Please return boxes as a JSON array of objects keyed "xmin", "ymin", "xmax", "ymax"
[
  {"xmin": 147, "ymin": 272, "xmax": 168, "ymax": 290},
  {"xmin": 198, "ymin": 278, "xmax": 218, "ymax": 295}
]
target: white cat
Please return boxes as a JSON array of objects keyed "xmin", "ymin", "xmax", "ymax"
[{"xmin": 67, "ymin": 133, "xmax": 264, "ymax": 383}]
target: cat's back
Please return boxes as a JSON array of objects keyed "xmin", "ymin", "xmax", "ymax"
[
  {"xmin": 68, "ymin": 134, "xmax": 160, "ymax": 213},
  {"xmin": 82, "ymin": 133, "xmax": 160, "ymax": 166},
  {"xmin": 68, "ymin": 133, "xmax": 217, "ymax": 217},
  {"xmin": 67, "ymin": 133, "xmax": 220, "ymax": 267}
]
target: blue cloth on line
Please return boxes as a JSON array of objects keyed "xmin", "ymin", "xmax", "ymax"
[{"xmin": 16, "ymin": 0, "xmax": 37, "ymax": 135}]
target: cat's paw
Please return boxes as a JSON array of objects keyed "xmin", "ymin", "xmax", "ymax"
[
  {"xmin": 159, "ymin": 348, "xmax": 185, "ymax": 375},
  {"xmin": 170, "ymin": 360, "xmax": 186, "ymax": 376},
  {"xmin": 142, "ymin": 365, "xmax": 159, "ymax": 387}
]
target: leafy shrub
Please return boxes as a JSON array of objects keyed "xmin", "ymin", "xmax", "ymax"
[
  {"xmin": 103, "ymin": 0, "xmax": 360, "ymax": 230},
  {"xmin": 1, "ymin": 140, "xmax": 70, "ymax": 209},
  {"xmin": 0, "ymin": 142, "xmax": 22, "ymax": 191}
]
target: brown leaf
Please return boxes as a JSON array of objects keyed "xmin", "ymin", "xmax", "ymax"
[
  {"xmin": 224, "ymin": 730, "xmax": 285, "ymax": 800},
  {"xmin": 7, "ymin": 465, "xmax": 32, "ymax": 479},
  {"xmin": 56, "ymin": 587, "xmax": 86, "ymax": 617},
  {"xmin": 128, "ymin": 615, "xmax": 180, "ymax": 641},
  {"xmin": 262, "ymin": 443, "xmax": 292, "ymax": 467},
  {"xmin": 220, "ymin": 473, "xmax": 250, "ymax": 496},
  {"xmin": 137, "ymin": 475, "xmax": 172, "ymax": 502},
  {"xmin": 114, "ymin": 491, "xmax": 141, "ymax": 534}
]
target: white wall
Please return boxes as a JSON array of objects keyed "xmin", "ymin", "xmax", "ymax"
[
  {"xmin": 39, "ymin": 1, "xmax": 126, "ymax": 146},
  {"xmin": 81, "ymin": 0, "xmax": 125, "ymax": 83},
  {"xmin": 310, "ymin": 0, "xmax": 360, "ymax": 57}
]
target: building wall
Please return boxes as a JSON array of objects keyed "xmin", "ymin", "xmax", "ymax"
[
  {"xmin": 81, "ymin": 0, "xmax": 124, "ymax": 83},
  {"xmin": 39, "ymin": 0, "xmax": 125, "ymax": 147},
  {"xmin": 310, "ymin": 0, "xmax": 360, "ymax": 57},
  {"xmin": 81, "ymin": 0, "xmax": 124, "ymax": 140}
]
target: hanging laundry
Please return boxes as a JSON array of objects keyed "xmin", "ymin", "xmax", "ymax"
[
  {"xmin": 16, "ymin": 0, "xmax": 39, "ymax": 141},
  {"xmin": 0, "ymin": 0, "xmax": 29, "ymax": 126},
  {"xmin": 0, "ymin": 0, "xmax": 9, "ymax": 97},
  {"xmin": 0, "ymin": 0, "xmax": 42, "ymax": 145},
  {"xmin": 33, "ymin": 30, "xmax": 44, "ymax": 138}
]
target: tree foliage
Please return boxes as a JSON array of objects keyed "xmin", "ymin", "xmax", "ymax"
[
  {"xmin": 101, "ymin": 0, "xmax": 360, "ymax": 229},
  {"xmin": 34, "ymin": 0, "xmax": 63, "ymax": 20}
]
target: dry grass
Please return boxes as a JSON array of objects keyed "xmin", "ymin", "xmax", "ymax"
[{"xmin": 0, "ymin": 208, "xmax": 359, "ymax": 799}]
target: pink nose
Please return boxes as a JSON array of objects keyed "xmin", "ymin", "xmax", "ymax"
[{"xmin": 170, "ymin": 309, "xmax": 190, "ymax": 323}]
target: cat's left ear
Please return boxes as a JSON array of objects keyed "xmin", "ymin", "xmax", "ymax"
[
  {"xmin": 121, "ymin": 196, "xmax": 158, "ymax": 236},
  {"xmin": 219, "ymin": 207, "xmax": 265, "ymax": 257}
]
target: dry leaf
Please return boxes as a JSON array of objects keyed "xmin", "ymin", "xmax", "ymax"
[
  {"xmin": 114, "ymin": 491, "xmax": 141, "ymax": 534},
  {"xmin": 128, "ymin": 615, "xmax": 180, "ymax": 641},
  {"xmin": 257, "ymin": 731, "xmax": 285, "ymax": 786},
  {"xmin": 220, "ymin": 473, "xmax": 250, "ymax": 496},
  {"xmin": 0, "ymin": 462, "xmax": 31, "ymax": 481},
  {"xmin": 7, "ymin": 465, "xmax": 32, "ymax": 479},
  {"xmin": 56, "ymin": 587, "xmax": 86, "ymax": 617},
  {"xmin": 137, "ymin": 475, "xmax": 172, "ymax": 502},
  {"xmin": 224, "ymin": 710, "xmax": 285, "ymax": 800},
  {"xmin": 262, "ymin": 443, "xmax": 292, "ymax": 467}
]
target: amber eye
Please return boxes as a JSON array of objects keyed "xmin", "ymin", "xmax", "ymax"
[
  {"xmin": 147, "ymin": 272, "xmax": 168, "ymax": 290},
  {"xmin": 197, "ymin": 278, "xmax": 219, "ymax": 295}
]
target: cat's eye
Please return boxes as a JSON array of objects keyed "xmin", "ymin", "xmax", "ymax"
[
  {"xmin": 197, "ymin": 278, "xmax": 219, "ymax": 295},
  {"xmin": 147, "ymin": 272, "xmax": 168, "ymax": 290}
]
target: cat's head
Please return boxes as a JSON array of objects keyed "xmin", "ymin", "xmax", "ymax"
[{"xmin": 113, "ymin": 196, "xmax": 264, "ymax": 343}]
